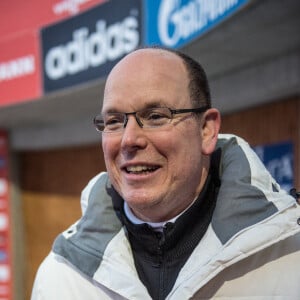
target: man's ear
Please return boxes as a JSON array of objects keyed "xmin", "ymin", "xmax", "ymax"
[{"xmin": 201, "ymin": 108, "xmax": 221, "ymax": 155}]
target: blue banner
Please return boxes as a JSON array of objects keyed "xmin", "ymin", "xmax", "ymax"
[
  {"xmin": 253, "ymin": 141, "xmax": 294, "ymax": 191},
  {"xmin": 144, "ymin": 0, "xmax": 251, "ymax": 48}
]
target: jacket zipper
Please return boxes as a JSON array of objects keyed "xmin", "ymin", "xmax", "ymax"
[{"xmin": 156, "ymin": 231, "xmax": 166, "ymax": 300}]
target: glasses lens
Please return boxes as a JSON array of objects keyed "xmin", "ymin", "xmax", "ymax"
[
  {"xmin": 138, "ymin": 107, "xmax": 172, "ymax": 128},
  {"xmin": 94, "ymin": 108, "xmax": 173, "ymax": 133},
  {"xmin": 93, "ymin": 115, "xmax": 105, "ymax": 132},
  {"xmin": 101, "ymin": 113, "xmax": 125, "ymax": 132}
]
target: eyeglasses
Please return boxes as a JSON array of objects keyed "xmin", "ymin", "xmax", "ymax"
[{"xmin": 93, "ymin": 105, "xmax": 209, "ymax": 133}]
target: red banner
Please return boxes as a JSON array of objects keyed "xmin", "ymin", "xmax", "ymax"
[
  {"xmin": 0, "ymin": 0, "xmax": 108, "ymax": 107},
  {"xmin": 0, "ymin": 131, "xmax": 13, "ymax": 300},
  {"xmin": 0, "ymin": 32, "xmax": 42, "ymax": 107},
  {"xmin": 0, "ymin": 0, "xmax": 108, "ymax": 38}
]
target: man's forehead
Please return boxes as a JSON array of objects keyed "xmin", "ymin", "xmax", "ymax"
[
  {"xmin": 102, "ymin": 48, "xmax": 190, "ymax": 111},
  {"xmin": 104, "ymin": 49, "xmax": 188, "ymax": 95},
  {"xmin": 108, "ymin": 48, "xmax": 185, "ymax": 78}
]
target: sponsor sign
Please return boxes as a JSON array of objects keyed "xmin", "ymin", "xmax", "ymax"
[
  {"xmin": 144, "ymin": 0, "xmax": 251, "ymax": 48},
  {"xmin": 253, "ymin": 141, "xmax": 294, "ymax": 191},
  {"xmin": 41, "ymin": 0, "xmax": 141, "ymax": 92},
  {"xmin": 0, "ymin": 32, "xmax": 41, "ymax": 107},
  {"xmin": 0, "ymin": 131, "xmax": 12, "ymax": 300},
  {"xmin": 0, "ymin": 0, "xmax": 107, "ymax": 107}
]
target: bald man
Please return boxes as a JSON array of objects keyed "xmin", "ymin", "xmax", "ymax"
[{"xmin": 32, "ymin": 48, "xmax": 300, "ymax": 300}]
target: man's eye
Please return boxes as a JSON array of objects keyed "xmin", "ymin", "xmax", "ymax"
[
  {"xmin": 105, "ymin": 115, "xmax": 124, "ymax": 127},
  {"xmin": 148, "ymin": 112, "xmax": 167, "ymax": 120},
  {"xmin": 140, "ymin": 109, "xmax": 172, "ymax": 127},
  {"xmin": 142, "ymin": 109, "xmax": 170, "ymax": 120},
  {"xmin": 106, "ymin": 118, "xmax": 122, "ymax": 125}
]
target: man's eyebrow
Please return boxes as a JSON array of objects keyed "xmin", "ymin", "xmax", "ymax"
[
  {"xmin": 101, "ymin": 108, "xmax": 119, "ymax": 114},
  {"xmin": 144, "ymin": 100, "xmax": 166, "ymax": 108},
  {"xmin": 101, "ymin": 105, "xmax": 122, "ymax": 115},
  {"xmin": 101, "ymin": 100, "xmax": 167, "ymax": 114}
]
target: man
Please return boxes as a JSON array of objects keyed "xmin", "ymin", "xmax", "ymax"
[{"xmin": 32, "ymin": 47, "xmax": 300, "ymax": 299}]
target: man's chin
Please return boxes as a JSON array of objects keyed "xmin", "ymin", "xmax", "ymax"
[{"xmin": 124, "ymin": 191, "xmax": 160, "ymax": 209}]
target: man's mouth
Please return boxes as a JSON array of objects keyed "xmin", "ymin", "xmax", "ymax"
[{"xmin": 125, "ymin": 165, "xmax": 159, "ymax": 174}]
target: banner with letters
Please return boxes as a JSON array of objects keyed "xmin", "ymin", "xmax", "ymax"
[
  {"xmin": 0, "ymin": 32, "xmax": 42, "ymax": 107},
  {"xmin": 1, "ymin": 0, "xmax": 254, "ymax": 105},
  {"xmin": 41, "ymin": 0, "xmax": 142, "ymax": 92},
  {"xmin": 0, "ymin": 131, "xmax": 13, "ymax": 300},
  {"xmin": 253, "ymin": 141, "xmax": 294, "ymax": 192},
  {"xmin": 144, "ymin": 0, "xmax": 251, "ymax": 48},
  {"xmin": 0, "ymin": 0, "xmax": 107, "ymax": 107}
]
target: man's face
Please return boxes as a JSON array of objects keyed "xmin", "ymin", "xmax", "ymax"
[{"xmin": 101, "ymin": 49, "xmax": 208, "ymax": 222}]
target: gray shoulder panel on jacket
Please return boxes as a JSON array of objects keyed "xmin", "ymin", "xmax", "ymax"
[
  {"xmin": 213, "ymin": 136, "xmax": 278, "ymax": 244},
  {"xmin": 53, "ymin": 173, "xmax": 123, "ymax": 278}
]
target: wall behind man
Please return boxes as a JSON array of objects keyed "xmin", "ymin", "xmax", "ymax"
[{"xmin": 19, "ymin": 144, "xmax": 105, "ymax": 299}]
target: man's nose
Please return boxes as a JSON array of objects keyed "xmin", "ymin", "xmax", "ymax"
[
  {"xmin": 124, "ymin": 112, "xmax": 143, "ymax": 129},
  {"xmin": 121, "ymin": 115, "xmax": 147, "ymax": 152}
]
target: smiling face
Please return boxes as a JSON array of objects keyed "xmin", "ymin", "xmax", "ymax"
[{"xmin": 101, "ymin": 49, "xmax": 218, "ymax": 222}]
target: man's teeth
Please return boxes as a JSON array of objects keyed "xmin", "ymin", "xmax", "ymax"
[{"xmin": 126, "ymin": 165, "xmax": 157, "ymax": 173}]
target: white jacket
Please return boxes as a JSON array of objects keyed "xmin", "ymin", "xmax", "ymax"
[{"xmin": 31, "ymin": 135, "xmax": 300, "ymax": 299}]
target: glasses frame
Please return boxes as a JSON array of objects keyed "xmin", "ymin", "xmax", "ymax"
[{"xmin": 93, "ymin": 105, "xmax": 210, "ymax": 133}]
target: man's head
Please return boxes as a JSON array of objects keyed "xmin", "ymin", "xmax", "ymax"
[{"xmin": 100, "ymin": 47, "xmax": 220, "ymax": 222}]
